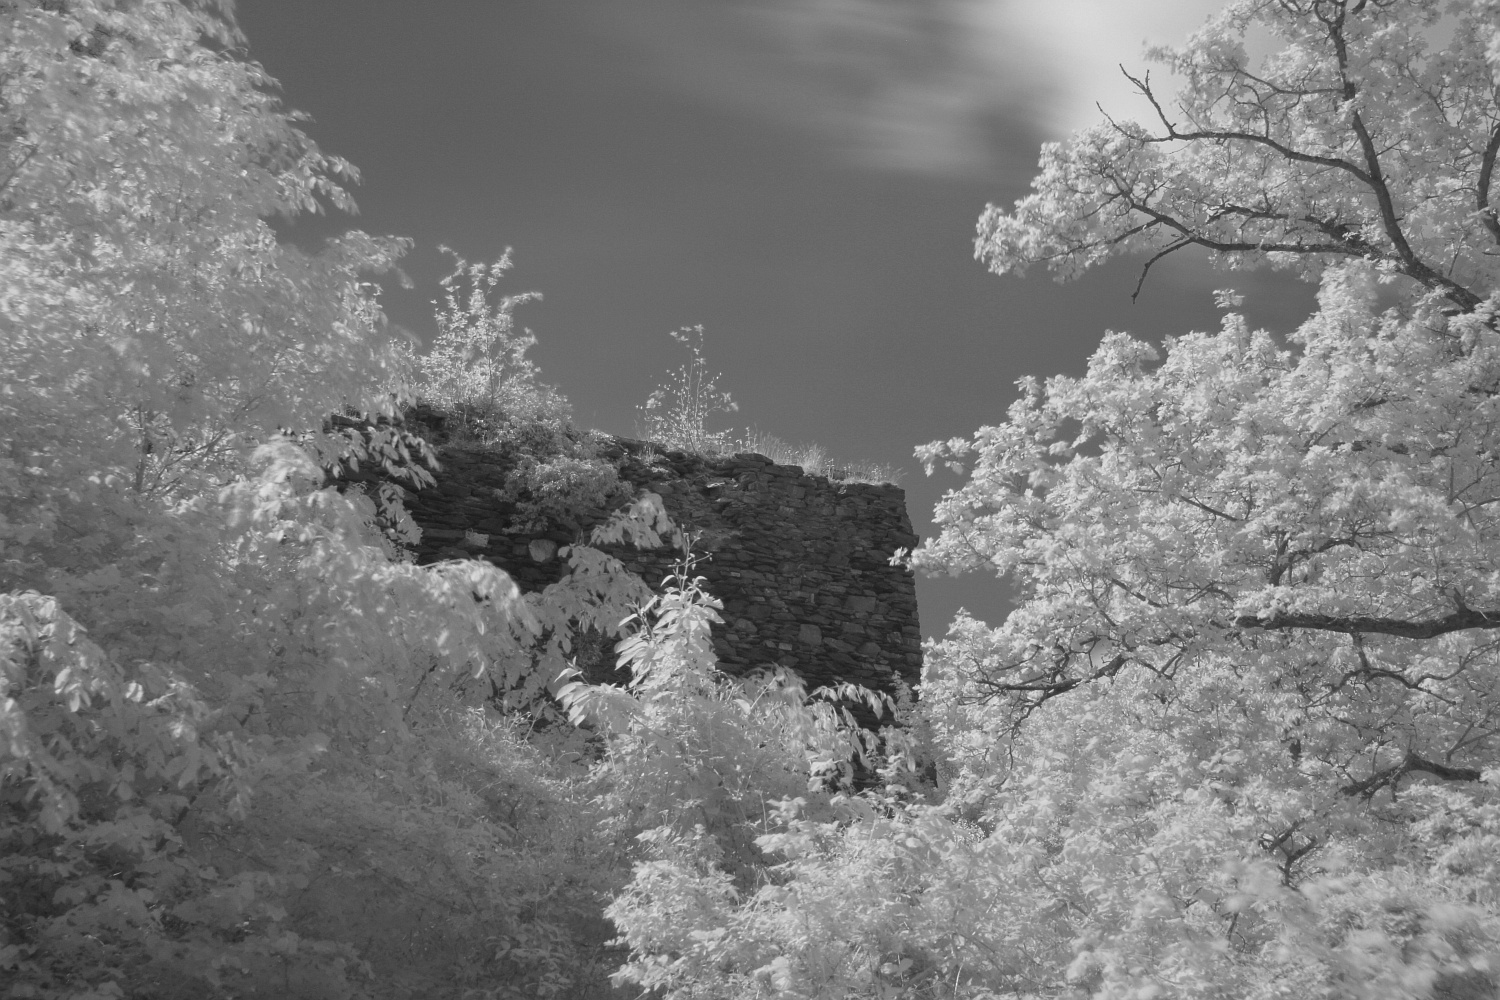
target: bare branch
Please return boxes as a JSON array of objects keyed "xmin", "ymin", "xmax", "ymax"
[
  {"xmin": 1175, "ymin": 496, "xmax": 1243, "ymax": 521},
  {"xmin": 1131, "ymin": 239, "xmax": 1191, "ymax": 302},
  {"xmin": 1407, "ymin": 752, "xmax": 1485, "ymax": 783},
  {"xmin": 972, "ymin": 650, "xmax": 1130, "ymax": 728},
  {"xmin": 1129, "ymin": 199, "xmax": 1360, "ymax": 259}
]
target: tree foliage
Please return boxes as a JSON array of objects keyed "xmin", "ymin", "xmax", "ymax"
[
  {"xmin": 1, "ymin": 0, "xmax": 411, "ymax": 531},
  {"xmin": 976, "ymin": 0, "xmax": 1500, "ymax": 308},
  {"xmin": 605, "ymin": 3, "xmax": 1500, "ymax": 999},
  {"xmin": 0, "ymin": 3, "xmax": 679, "ymax": 996},
  {"xmin": 35, "ymin": 0, "xmax": 1500, "ymax": 997},
  {"xmin": 567, "ymin": 564, "xmax": 901, "ymax": 994}
]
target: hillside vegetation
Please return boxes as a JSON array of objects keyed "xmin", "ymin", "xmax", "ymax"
[
  {"xmin": 6, "ymin": 2, "xmax": 1500, "ymax": 999},
  {"xmin": 0, "ymin": 4, "xmax": 890, "ymax": 997}
]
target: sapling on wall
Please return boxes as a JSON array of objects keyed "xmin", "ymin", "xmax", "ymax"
[
  {"xmin": 638, "ymin": 325, "xmax": 740, "ymax": 454},
  {"xmin": 410, "ymin": 249, "xmax": 635, "ymax": 541}
]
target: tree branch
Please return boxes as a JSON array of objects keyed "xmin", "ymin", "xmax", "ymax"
[
  {"xmin": 1122, "ymin": 66, "xmax": 1373, "ymax": 184},
  {"xmin": 1131, "ymin": 239, "xmax": 1191, "ymax": 301},
  {"xmin": 972, "ymin": 651, "xmax": 1129, "ymax": 725},
  {"xmin": 1123, "ymin": 43, "xmax": 1484, "ymax": 312},
  {"xmin": 1341, "ymin": 750, "xmax": 1484, "ymax": 797},
  {"xmin": 1236, "ymin": 606, "xmax": 1500, "ymax": 639},
  {"xmin": 1324, "ymin": 6, "xmax": 1483, "ymax": 311},
  {"xmin": 1176, "ymin": 495, "xmax": 1243, "ymax": 522},
  {"xmin": 1406, "ymin": 752, "xmax": 1484, "ymax": 783},
  {"xmin": 1478, "ymin": 122, "xmax": 1500, "ymax": 247},
  {"xmin": 1129, "ymin": 198, "xmax": 1360, "ymax": 260}
]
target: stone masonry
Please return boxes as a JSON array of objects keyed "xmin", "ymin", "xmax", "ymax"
[{"xmin": 400, "ymin": 438, "xmax": 923, "ymax": 695}]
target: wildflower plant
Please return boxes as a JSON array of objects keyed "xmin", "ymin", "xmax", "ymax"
[{"xmin": 638, "ymin": 326, "xmax": 739, "ymax": 454}]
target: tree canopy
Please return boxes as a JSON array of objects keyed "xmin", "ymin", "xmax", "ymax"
[
  {"xmin": 976, "ymin": 0, "xmax": 1500, "ymax": 309},
  {"xmin": 1, "ymin": 0, "xmax": 410, "ymax": 518},
  {"xmin": 604, "ymin": 3, "xmax": 1500, "ymax": 998},
  {"xmin": 0, "ymin": 4, "xmax": 701, "ymax": 995},
  {"xmin": 12, "ymin": 0, "xmax": 1500, "ymax": 998}
]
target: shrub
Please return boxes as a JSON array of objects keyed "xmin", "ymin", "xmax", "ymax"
[
  {"xmin": 408, "ymin": 251, "xmax": 635, "ymax": 540},
  {"xmin": 412, "ymin": 249, "xmax": 571, "ymax": 443}
]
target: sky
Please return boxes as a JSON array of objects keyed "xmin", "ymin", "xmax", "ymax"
[{"xmin": 234, "ymin": 0, "xmax": 1320, "ymax": 638}]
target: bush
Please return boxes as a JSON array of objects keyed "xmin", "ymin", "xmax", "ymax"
[{"xmin": 412, "ymin": 249, "xmax": 571, "ymax": 443}]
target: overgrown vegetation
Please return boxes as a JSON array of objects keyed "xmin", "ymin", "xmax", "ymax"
[
  {"xmin": 0, "ymin": 8, "xmax": 898, "ymax": 997},
  {"xmin": 407, "ymin": 250, "xmax": 632, "ymax": 536},
  {"xmin": 9, "ymin": 1, "xmax": 1500, "ymax": 998},
  {"xmin": 733, "ymin": 429, "xmax": 903, "ymax": 486},
  {"xmin": 639, "ymin": 327, "xmax": 902, "ymax": 484},
  {"xmin": 412, "ymin": 249, "xmax": 571, "ymax": 443}
]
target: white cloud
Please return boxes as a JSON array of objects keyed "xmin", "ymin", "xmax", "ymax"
[
  {"xmin": 993, "ymin": 0, "xmax": 1223, "ymax": 134},
  {"xmin": 594, "ymin": 0, "xmax": 1226, "ymax": 176}
]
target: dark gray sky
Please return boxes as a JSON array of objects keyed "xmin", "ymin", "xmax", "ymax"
[{"xmin": 235, "ymin": 0, "xmax": 1318, "ymax": 637}]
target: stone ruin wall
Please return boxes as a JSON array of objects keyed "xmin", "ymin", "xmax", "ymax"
[{"xmin": 400, "ymin": 439, "xmax": 923, "ymax": 695}]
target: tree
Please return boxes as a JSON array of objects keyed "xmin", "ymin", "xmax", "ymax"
[
  {"xmin": 926, "ymin": 0, "xmax": 1500, "ymax": 791},
  {"xmin": 0, "ymin": 4, "xmax": 661, "ymax": 996},
  {"xmin": 975, "ymin": 0, "xmax": 1500, "ymax": 309},
  {"xmin": 605, "ymin": 3, "xmax": 1500, "ymax": 998},
  {"xmin": 1, "ymin": 0, "xmax": 412, "ymax": 524}
]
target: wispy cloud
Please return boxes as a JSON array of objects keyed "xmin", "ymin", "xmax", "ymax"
[{"xmin": 592, "ymin": 0, "xmax": 1222, "ymax": 177}]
